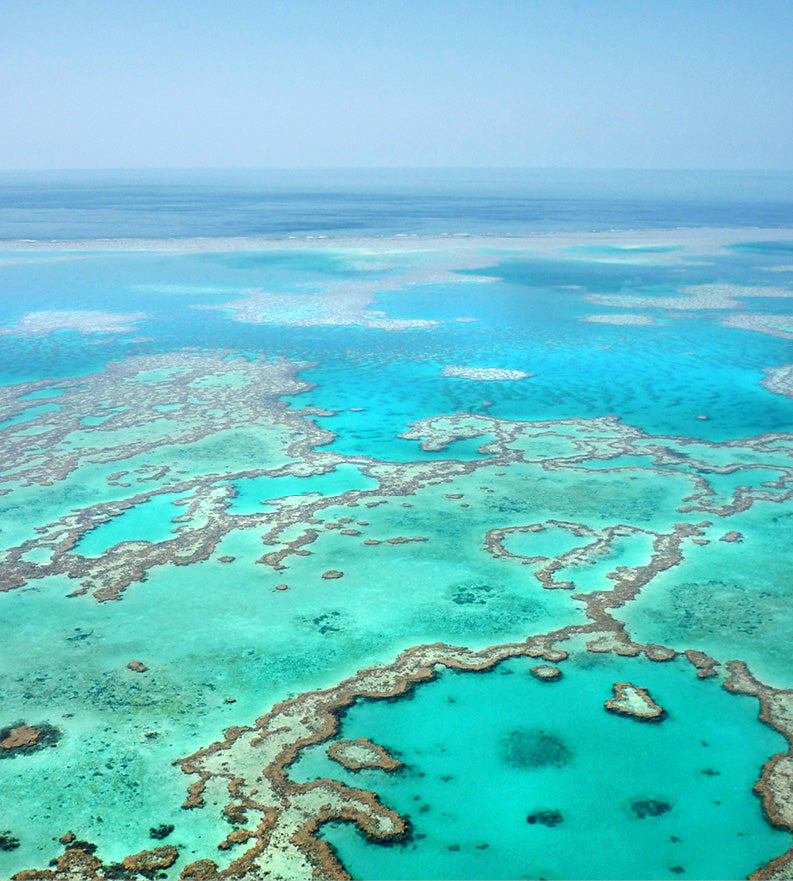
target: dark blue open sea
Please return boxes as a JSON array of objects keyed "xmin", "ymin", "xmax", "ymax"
[{"xmin": 2, "ymin": 167, "xmax": 793, "ymax": 240}]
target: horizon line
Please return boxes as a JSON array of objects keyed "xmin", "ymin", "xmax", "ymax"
[{"xmin": 2, "ymin": 165, "xmax": 793, "ymax": 175}]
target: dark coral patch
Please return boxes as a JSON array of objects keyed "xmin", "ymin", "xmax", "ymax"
[
  {"xmin": 526, "ymin": 809, "xmax": 564, "ymax": 827},
  {"xmin": 631, "ymin": 798, "xmax": 672, "ymax": 819},
  {"xmin": 451, "ymin": 583, "xmax": 494, "ymax": 605},
  {"xmin": 149, "ymin": 824, "xmax": 174, "ymax": 840},
  {"xmin": 0, "ymin": 721, "xmax": 60, "ymax": 758},
  {"xmin": 0, "ymin": 831, "xmax": 20, "ymax": 851},
  {"xmin": 499, "ymin": 727, "xmax": 572, "ymax": 769}
]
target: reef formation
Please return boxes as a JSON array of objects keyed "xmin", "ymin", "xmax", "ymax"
[
  {"xmin": 3, "ymin": 232, "xmax": 793, "ymax": 880},
  {"xmin": 4, "ymin": 354, "xmax": 793, "ymax": 876}
]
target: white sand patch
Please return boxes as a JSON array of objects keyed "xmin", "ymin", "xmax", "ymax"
[
  {"xmin": 0, "ymin": 310, "xmax": 145, "ymax": 336},
  {"xmin": 442, "ymin": 365, "xmax": 532, "ymax": 381},
  {"xmin": 582, "ymin": 313, "xmax": 658, "ymax": 326},
  {"xmin": 197, "ymin": 255, "xmax": 500, "ymax": 331},
  {"xmin": 201, "ymin": 288, "xmax": 437, "ymax": 331},
  {"xmin": 587, "ymin": 283, "xmax": 793, "ymax": 312},
  {"xmin": 722, "ymin": 313, "xmax": 793, "ymax": 341}
]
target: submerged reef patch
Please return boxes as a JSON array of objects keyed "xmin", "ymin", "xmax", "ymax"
[
  {"xmin": 451, "ymin": 582, "xmax": 495, "ymax": 605},
  {"xmin": 148, "ymin": 825, "xmax": 174, "ymax": 841},
  {"xmin": 499, "ymin": 727, "xmax": 572, "ymax": 769},
  {"xmin": 0, "ymin": 832, "xmax": 20, "ymax": 852},
  {"xmin": 0, "ymin": 722, "xmax": 60, "ymax": 758},
  {"xmin": 526, "ymin": 809, "xmax": 564, "ymax": 827},
  {"xmin": 630, "ymin": 798, "xmax": 673, "ymax": 819}
]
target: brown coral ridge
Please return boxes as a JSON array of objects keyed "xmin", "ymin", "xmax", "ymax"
[
  {"xmin": 180, "ymin": 860, "xmax": 219, "ymax": 880},
  {"xmin": 159, "ymin": 493, "xmax": 712, "ymax": 879},
  {"xmin": 685, "ymin": 649, "xmax": 719, "ymax": 679},
  {"xmin": 605, "ymin": 682, "xmax": 667, "ymax": 722},
  {"xmin": 6, "ymin": 385, "xmax": 793, "ymax": 876},
  {"xmin": 723, "ymin": 662, "xmax": 793, "ymax": 880},
  {"xmin": 5, "ymin": 401, "xmax": 793, "ymax": 603},
  {"xmin": 530, "ymin": 665, "xmax": 562, "ymax": 681},
  {"xmin": 486, "ymin": 519, "xmax": 706, "ymax": 600},
  {"xmin": 404, "ymin": 411, "xmax": 793, "ymax": 520},
  {"xmin": 11, "ymin": 627, "xmax": 781, "ymax": 881},
  {"xmin": 328, "ymin": 738, "xmax": 403, "ymax": 772},
  {"xmin": 492, "ymin": 521, "xmax": 624, "ymax": 588},
  {"xmin": 165, "ymin": 618, "xmax": 701, "ymax": 880},
  {"xmin": 574, "ymin": 523, "xmax": 706, "ymax": 643},
  {"xmin": 0, "ymin": 351, "xmax": 317, "ymax": 489},
  {"xmin": 11, "ymin": 842, "xmax": 177, "ymax": 881},
  {"xmin": 720, "ymin": 530, "xmax": 744, "ymax": 543},
  {"xmin": 0, "ymin": 351, "xmax": 342, "ymax": 601},
  {"xmin": 0, "ymin": 722, "xmax": 60, "ymax": 757},
  {"xmin": 4, "ymin": 480, "xmax": 278, "ymax": 603},
  {"xmin": 4, "ymin": 444, "xmax": 479, "ymax": 602},
  {"xmin": 172, "ymin": 637, "xmax": 570, "ymax": 880}
]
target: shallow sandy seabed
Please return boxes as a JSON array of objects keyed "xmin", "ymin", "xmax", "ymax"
[
  {"xmin": 441, "ymin": 366, "xmax": 532, "ymax": 381},
  {"xmin": 581, "ymin": 313, "xmax": 658, "ymax": 326},
  {"xmin": 0, "ymin": 310, "xmax": 146, "ymax": 336}
]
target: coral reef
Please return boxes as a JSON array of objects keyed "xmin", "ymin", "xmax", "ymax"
[
  {"xmin": 0, "ymin": 722, "xmax": 60, "ymax": 758},
  {"xmin": 328, "ymin": 738, "xmax": 403, "ymax": 772},
  {"xmin": 605, "ymin": 682, "xmax": 667, "ymax": 722},
  {"xmin": 4, "ymin": 341, "xmax": 793, "ymax": 879}
]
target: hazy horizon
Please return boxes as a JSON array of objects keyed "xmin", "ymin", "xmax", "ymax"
[
  {"xmin": 1, "ymin": 0, "xmax": 791, "ymax": 171},
  {"xmin": 2, "ymin": 165, "xmax": 793, "ymax": 172}
]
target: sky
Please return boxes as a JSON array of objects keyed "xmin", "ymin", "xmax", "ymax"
[{"xmin": 0, "ymin": 0, "xmax": 791, "ymax": 170}]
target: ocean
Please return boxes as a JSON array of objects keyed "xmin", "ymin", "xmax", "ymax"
[{"xmin": 1, "ymin": 168, "xmax": 793, "ymax": 881}]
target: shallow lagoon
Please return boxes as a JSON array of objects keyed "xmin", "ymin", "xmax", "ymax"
[{"xmin": 295, "ymin": 653, "xmax": 789, "ymax": 881}]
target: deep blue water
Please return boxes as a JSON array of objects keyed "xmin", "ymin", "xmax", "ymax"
[{"xmin": 2, "ymin": 168, "xmax": 793, "ymax": 240}]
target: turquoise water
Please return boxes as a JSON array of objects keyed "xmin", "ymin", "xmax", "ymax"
[
  {"xmin": 1, "ymin": 176, "xmax": 793, "ymax": 879},
  {"xmin": 2, "ymin": 246, "xmax": 793, "ymax": 448},
  {"xmin": 0, "ymin": 402, "xmax": 62, "ymax": 430},
  {"xmin": 293, "ymin": 653, "xmax": 789, "ymax": 881},
  {"xmin": 622, "ymin": 500, "xmax": 793, "ymax": 688},
  {"xmin": 501, "ymin": 524, "xmax": 595, "ymax": 560},
  {"xmin": 228, "ymin": 465, "xmax": 379, "ymax": 514},
  {"xmin": 74, "ymin": 490, "xmax": 194, "ymax": 557}
]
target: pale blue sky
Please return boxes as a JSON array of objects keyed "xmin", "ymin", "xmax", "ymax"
[{"xmin": 1, "ymin": 0, "xmax": 791, "ymax": 169}]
